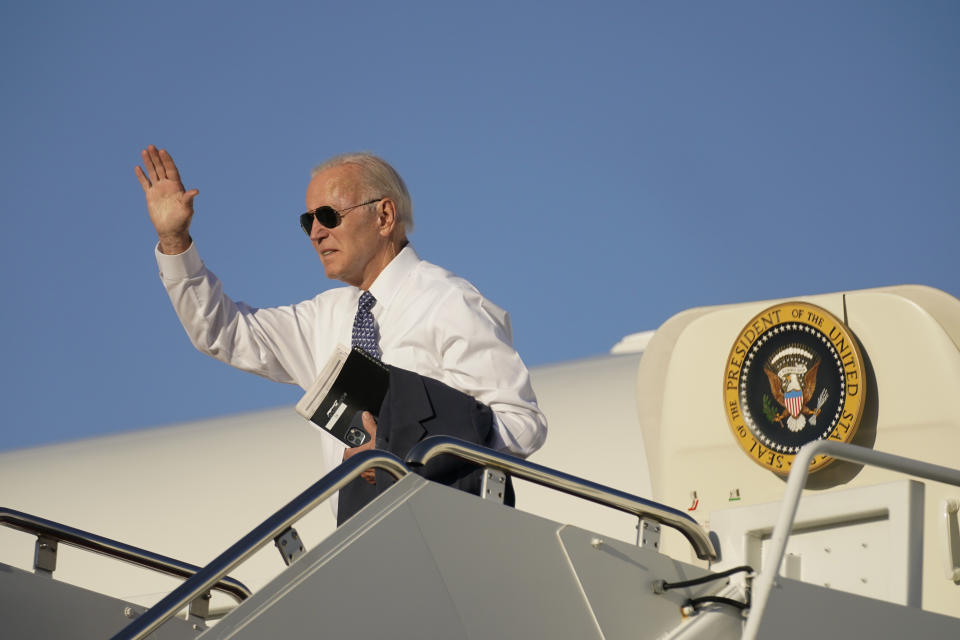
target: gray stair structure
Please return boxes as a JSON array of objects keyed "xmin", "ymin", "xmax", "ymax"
[
  {"xmin": 199, "ymin": 474, "xmax": 735, "ymax": 639},
  {"xmin": 7, "ymin": 438, "xmax": 960, "ymax": 639},
  {"xmin": 0, "ymin": 562, "xmax": 199, "ymax": 640},
  {"xmin": 198, "ymin": 472, "xmax": 960, "ymax": 639}
]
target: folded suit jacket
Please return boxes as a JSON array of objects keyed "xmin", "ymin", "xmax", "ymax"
[{"xmin": 336, "ymin": 365, "xmax": 516, "ymax": 525}]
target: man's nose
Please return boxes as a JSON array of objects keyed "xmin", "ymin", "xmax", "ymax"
[{"xmin": 310, "ymin": 216, "xmax": 329, "ymax": 239}]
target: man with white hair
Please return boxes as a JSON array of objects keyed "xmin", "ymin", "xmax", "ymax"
[{"xmin": 135, "ymin": 145, "xmax": 547, "ymax": 522}]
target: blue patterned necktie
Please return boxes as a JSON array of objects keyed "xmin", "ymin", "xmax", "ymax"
[{"xmin": 352, "ymin": 291, "xmax": 381, "ymax": 360}]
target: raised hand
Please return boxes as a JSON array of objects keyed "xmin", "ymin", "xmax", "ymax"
[{"xmin": 135, "ymin": 145, "xmax": 199, "ymax": 255}]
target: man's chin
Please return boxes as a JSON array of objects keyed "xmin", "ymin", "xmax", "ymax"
[
  {"xmin": 318, "ymin": 256, "xmax": 360, "ymax": 286},
  {"xmin": 321, "ymin": 265, "xmax": 339, "ymax": 281},
  {"xmin": 321, "ymin": 264, "xmax": 355, "ymax": 285},
  {"xmin": 318, "ymin": 255, "xmax": 339, "ymax": 279}
]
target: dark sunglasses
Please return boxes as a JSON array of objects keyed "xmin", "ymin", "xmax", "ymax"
[{"xmin": 299, "ymin": 197, "xmax": 383, "ymax": 235}]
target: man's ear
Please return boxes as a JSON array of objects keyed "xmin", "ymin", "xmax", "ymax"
[{"xmin": 378, "ymin": 198, "xmax": 398, "ymax": 236}]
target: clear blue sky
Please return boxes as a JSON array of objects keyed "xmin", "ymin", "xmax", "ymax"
[{"xmin": 1, "ymin": 2, "xmax": 957, "ymax": 451}]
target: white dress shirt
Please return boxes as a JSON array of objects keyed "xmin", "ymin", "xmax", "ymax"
[{"xmin": 156, "ymin": 243, "xmax": 547, "ymax": 484}]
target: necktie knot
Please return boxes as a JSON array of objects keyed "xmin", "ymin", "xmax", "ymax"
[
  {"xmin": 358, "ymin": 291, "xmax": 376, "ymax": 313},
  {"xmin": 352, "ymin": 291, "xmax": 381, "ymax": 360}
]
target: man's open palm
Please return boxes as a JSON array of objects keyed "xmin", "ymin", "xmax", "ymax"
[{"xmin": 135, "ymin": 145, "xmax": 198, "ymax": 254}]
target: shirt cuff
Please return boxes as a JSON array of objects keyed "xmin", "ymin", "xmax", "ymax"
[{"xmin": 155, "ymin": 241, "xmax": 203, "ymax": 282}]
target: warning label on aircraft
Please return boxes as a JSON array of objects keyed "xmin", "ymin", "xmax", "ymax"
[{"xmin": 722, "ymin": 301, "xmax": 866, "ymax": 475}]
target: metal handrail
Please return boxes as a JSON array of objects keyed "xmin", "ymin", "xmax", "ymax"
[
  {"xmin": 112, "ymin": 450, "xmax": 409, "ymax": 640},
  {"xmin": 405, "ymin": 436, "xmax": 718, "ymax": 561},
  {"xmin": 0, "ymin": 507, "xmax": 251, "ymax": 603},
  {"xmin": 741, "ymin": 440, "xmax": 960, "ymax": 640}
]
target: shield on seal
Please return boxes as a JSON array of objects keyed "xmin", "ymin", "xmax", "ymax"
[{"xmin": 784, "ymin": 389, "xmax": 803, "ymax": 418}]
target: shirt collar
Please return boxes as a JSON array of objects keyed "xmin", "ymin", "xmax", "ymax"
[{"xmin": 367, "ymin": 244, "xmax": 420, "ymax": 310}]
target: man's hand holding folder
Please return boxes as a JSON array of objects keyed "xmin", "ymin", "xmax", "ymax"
[{"xmin": 342, "ymin": 411, "xmax": 379, "ymax": 484}]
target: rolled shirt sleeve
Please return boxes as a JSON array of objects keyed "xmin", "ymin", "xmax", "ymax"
[
  {"xmin": 156, "ymin": 242, "xmax": 321, "ymax": 387},
  {"xmin": 430, "ymin": 287, "xmax": 547, "ymax": 457}
]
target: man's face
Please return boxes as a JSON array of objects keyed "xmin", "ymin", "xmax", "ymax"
[{"xmin": 305, "ymin": 165, "xmax": 384, "ymax": 288}]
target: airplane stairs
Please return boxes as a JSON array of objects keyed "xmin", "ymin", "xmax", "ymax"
[{"xmin": 2, "ymin": 437, "xmax": 959, "ymax": 639}]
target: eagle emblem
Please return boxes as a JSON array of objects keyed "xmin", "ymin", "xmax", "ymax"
[
  {"xmin": 724, "ymin": 301, "xmax": 867, "ymax": 475},
  {"xmin": 762, "ymin": 344, "xmax": 830, "ymax": 432}
]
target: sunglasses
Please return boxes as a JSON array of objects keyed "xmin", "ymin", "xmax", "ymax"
[{"xmin": 299, "ymin": 197, "xmax": 383, "ymax": 235}]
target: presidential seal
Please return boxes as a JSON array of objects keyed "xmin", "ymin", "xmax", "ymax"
[{"xmin": 723, "ymin": 301, "xmax": 866, "ymax": 475}]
